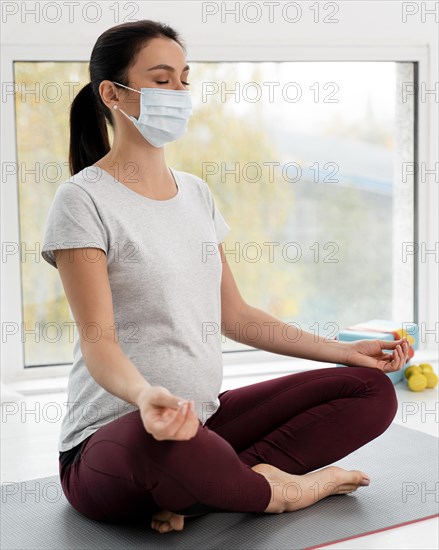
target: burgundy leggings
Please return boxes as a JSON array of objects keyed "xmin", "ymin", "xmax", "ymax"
[{"xmin": 59, "ymin": 366, "xmax": 398, "ymax": 523}]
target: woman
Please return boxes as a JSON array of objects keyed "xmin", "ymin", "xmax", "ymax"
[{"xmin": 41, "ymin": 20, "xmax": 409, "ymax": 534}]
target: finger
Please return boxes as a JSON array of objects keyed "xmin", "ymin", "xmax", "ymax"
[
  {"xmin": 394, "ymin": 344, "xmax": 403, "ymax": 370},
  {"xmin": 401, "ymin": 342, "xmax": 407, "ymax": 364},
  {"xmin": 403, "ymin": 340, "xmax": 410, "ymax": 362},
  {"xmin": 380, "ymin": 352, "xmax": 392, "ymax": 363},
  {"xmin": 392, "ymin": 339, "xmax": 409, "ymax": 368},
  {"xmin": 393, "ymin": 345, "xmax": 401, "ymax": 370},
  {"xmin": 388, "ymin": 347, "xmax": 398, "ymax": 371},
  {"xmin": 392, "ymin": 345, "xmax": 400, "ymax": 370},
  {"xmin": 400, "ymin": 343, "xmax": 407, "ymax": 366},
  {"xmin": 172, "ymin": 402, "xmax": 199, "ymax": 439},
  {"xmin": 166, "ymin": 401, "xmax": 194, "ymax": 438},
  {"xmin": 151, "ymin": 391, "xmax": 188, "ymax": 412},
  {"xmin": 399, "ymin": 343, "xmax": 406, "ymax": 367},
  {"xmin": 154, "ymin": 406, "xmax": 180, "ymax": 428},
  {"xmin": 383, "ymin": 338, "xmax": 406, "ymax": 350},
  {"xmin": 152, "ymin": 401, "xmax": 197, "ymax": 440},
  {"xmin": 154, "ymin": 399, "xmax": 186, "ymax": 424},
  {"xmin": 378, "ymin": 339, "xmax": 395, "ymax": 349}
]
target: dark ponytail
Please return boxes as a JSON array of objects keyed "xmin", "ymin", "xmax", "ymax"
[
  {"xmin": 68, "ymin": 20, "xmax": 185, "ymax": 175},
  {"xmin": 69, "ymin": 82, "xmax": 110, "ymax": 176}
]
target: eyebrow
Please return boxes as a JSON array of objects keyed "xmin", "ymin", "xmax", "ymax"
[{"xmin": 147, "ymin": 64, "xmax": 190, "ymax": 73}]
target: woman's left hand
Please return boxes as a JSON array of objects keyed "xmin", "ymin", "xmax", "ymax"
[{"xmin": 341, "ymin": 338, "xmax": 410, "ymax": 373}]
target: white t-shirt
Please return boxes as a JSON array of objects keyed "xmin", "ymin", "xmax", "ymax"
[{"xmin": 41, "ymin": 166, "xmax": 231, "ymax": 451}]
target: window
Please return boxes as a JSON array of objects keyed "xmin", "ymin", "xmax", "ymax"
[
  {"xmin": 15, "ymin": 62, "xmax": 89, "ymax": 368},
  {"xmin": 14, "ymin": 60, "xmax": 415, "ymax": 366}
]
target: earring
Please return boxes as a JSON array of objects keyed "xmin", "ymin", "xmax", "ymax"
[{"xmin": 113, "ymin": 104, "xmax": 118, "ymax": 110}]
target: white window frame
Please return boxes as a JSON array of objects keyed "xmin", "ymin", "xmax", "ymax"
[{"xmin": 1, "ymin": 43, "xmax": 436, "ymax": 390}]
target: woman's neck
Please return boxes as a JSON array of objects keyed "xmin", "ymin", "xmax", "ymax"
[{"xmin": 94, "ymin": 139, "xmax": 175, "ymax": 196}]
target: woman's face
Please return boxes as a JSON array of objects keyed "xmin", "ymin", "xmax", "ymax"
[
  {"xmin": 100, "ymin": 36, "xmax": 190, "ymax": 131},
  {"xmin": 127, "ymin": 36, "xmax": 190, "ymax": 92}
]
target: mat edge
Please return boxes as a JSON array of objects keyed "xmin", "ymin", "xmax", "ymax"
[{"xmin": 306, "ymin": 513, "xmax": 439, "ymax": 549}]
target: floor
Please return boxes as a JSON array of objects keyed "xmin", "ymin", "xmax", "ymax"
[{"xmin": 1, "ymin": 364, "xmax": 438, "ymax": 549}]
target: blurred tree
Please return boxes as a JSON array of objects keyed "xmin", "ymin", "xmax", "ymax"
[{"xmin": 16, "ymin": 62, "xmax": 88, "ymax": 365}]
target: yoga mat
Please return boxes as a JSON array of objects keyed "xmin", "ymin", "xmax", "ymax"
[{"xmin": 1, "ymin": 422, "xmax": 438, "ymax": 550}]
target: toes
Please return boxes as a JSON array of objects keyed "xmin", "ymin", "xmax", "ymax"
[
  {"xmin": 151, "ymin": 512, "xmax": 185, "ymax": 533},
  {"xmin": 151, "ymin": 514, "xmax": 173, "ymax": 533},
  {"xmin": 151, "ymin": 520, "xmax": 166, "ymax": 533},
  {"xmin": 356, "ymin": 470, "xmax": 370, "ymax": 482},
  {"xmin": 170, "ymin": 515, "xmax": 185, "ymax": 531}
]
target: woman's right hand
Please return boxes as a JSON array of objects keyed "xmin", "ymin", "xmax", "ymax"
[{"xmin": 136, "ymin": 386, "xmax": 200, "ymax": 441}]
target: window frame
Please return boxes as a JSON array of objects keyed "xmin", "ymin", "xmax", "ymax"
[{"xmin": 1, "ymin": 43, "xmax": 433, "ymax": 385}]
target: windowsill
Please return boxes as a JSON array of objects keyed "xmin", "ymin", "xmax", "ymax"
[{"xmin": 3, "ymin": 347, "xmax": 438, "ymax": 398}]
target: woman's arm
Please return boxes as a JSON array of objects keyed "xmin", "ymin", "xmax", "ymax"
[
  {"xmin": 55, "ymin": 248, "xmax": 151, "ymax": 406},
  {"xmin": 218, "ymin": 243, "xmax": 403, "ymax": 366},
  {"xmin": 224, "ymin": 302, "xmax": 347, "ymax": 364}
]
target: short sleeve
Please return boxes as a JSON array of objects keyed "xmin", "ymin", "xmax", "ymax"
[
  {"xmin": 201, "ymin": 180, "xmax": 231, "ymax": 244},
  {"xmin": 41, "ymin": 182, "xmax": 108, "ymax": 269}
]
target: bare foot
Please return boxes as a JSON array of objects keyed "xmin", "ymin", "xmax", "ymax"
[
  {"xmin": 151, "ymin": 509, "xmax": 185, "ymax": 533},
  {"xmin": 150, "ymin": 464, "xmax": 370, "ymax": 530},
  {"xmin": 150, "ymin": 509, "xmax": 207, "ymax": 533},
  {"xmin": 251, "ymin": 463, "xmax": 371, "ymax": 513}
]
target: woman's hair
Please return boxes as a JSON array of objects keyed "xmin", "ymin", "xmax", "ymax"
[{"xmin": 68, "ymin": 20, "xmax": 185, "ymax": 175}]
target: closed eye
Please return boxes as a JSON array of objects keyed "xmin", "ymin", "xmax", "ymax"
[{"xmin": 156, "ymin": 80, "xmax": 190, "ymax": 86}]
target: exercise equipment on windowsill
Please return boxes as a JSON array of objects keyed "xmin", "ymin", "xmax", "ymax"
[{"xmin": 404, "ymin": 363, "xmax": 438, "ymax": 392}]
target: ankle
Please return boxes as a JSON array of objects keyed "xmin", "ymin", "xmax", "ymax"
[{"xmin": 251, "ymin": 463, "xmax": 285, "ymax": 514}]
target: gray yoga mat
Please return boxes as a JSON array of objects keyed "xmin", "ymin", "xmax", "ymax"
[{"xmin": 1, "ymin": 422, "xmax": 438, "ymax": 550}]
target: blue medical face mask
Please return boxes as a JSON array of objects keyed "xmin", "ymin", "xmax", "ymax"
[{"xmin": 112, "ymin": 81, "xmax": 193, "ymax": 148}]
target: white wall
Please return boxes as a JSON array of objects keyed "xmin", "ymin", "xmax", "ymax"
[{"xmin": 1, "ymin": 1, "xmax": 438, "ymax": 52}]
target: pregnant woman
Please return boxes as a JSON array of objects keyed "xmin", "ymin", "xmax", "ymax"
[{"xmin": 41, "ymin": 19, "xmax": 409, "ymax": 534}]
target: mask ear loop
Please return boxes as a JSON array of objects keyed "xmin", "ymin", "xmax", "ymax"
[
  {"xmin": 112, "ymin": 81, "xmax": 141, "ymax": 121},
  {"xmin": 112, "ymin": 103, "xmax": 134, "ymax": 121},
  {"xmin": 112, "ymin": 81, "xmax": 141, "ymax": 94}
]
